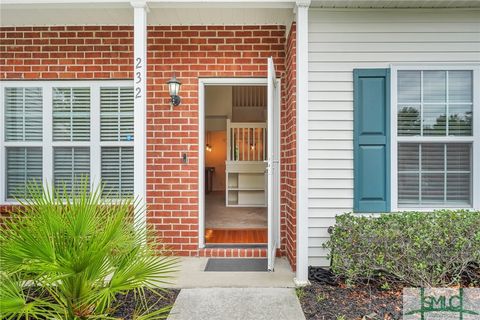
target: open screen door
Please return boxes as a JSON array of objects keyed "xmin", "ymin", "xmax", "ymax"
[{"xmin": 267, "ymin": 57, "xmax": 280, "ymax": 271}]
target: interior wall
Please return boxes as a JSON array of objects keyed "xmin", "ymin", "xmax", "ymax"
[
  {"xmin": 205, "ymin": 85, "xmax": 232, "ymax": 131},
  {"xmin": 205, "ymin": 131, "xmax": 227, "ymax": 191},
  {"xmin": 205, "ymin": 86, "xmax": 231, "ymax": 192}
]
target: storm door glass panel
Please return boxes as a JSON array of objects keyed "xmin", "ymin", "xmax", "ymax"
[
  {"xmin": 53, "ymin": 87, "xmax": 91, "ymax": 141},
  {"xmin": 6, "ymin": 147, "xmax": 43, "ymax": 200},
  {"xmin": 5, "ymin": 87, "xmax": 43, "ymax": 141}
]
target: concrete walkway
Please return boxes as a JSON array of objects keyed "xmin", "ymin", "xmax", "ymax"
[
  {"xmin": 165, "ymin": 257, "xmax": 305, "ymax": 320},
  {"xmin": 167, "ymin": 288, "xmax": 306, "ymax": 320},
  {"xmin": 169, "ymin": 257, "xmax": 296, "ymax": 288}
]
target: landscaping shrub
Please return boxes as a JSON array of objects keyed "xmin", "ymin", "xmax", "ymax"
[
  {"xmin": 324, "ymin": 210, "xmax": 480, "ymax": 287},
  {"xmin": 0, "ymin": 182, "xmax": 177, "ymax": 319}
]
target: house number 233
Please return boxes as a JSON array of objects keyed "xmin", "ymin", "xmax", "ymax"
[{"xmin": 135, "ymin": 57, "xmax": 143, "ymax": 99}]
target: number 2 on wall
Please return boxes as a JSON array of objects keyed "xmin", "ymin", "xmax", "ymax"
[{"xmin": 135, "ymin": 57, "xmax": 142, "ymax": 99}]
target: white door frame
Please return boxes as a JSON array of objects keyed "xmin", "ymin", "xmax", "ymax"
[{"xmin": 198, "ymin": 77, "xmax": 281, "ymax": 249}]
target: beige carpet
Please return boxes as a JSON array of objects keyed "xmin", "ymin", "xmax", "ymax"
[{"xmin": 205, "ymin": 191, "xmax": 267, "ymax": 229}]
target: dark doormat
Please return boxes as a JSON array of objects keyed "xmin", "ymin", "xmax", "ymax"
[{"xmin": 204, "ymin": 258, "xmax": 268, "ymax": 272}]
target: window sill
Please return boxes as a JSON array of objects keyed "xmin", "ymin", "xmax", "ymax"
[
  {"xmin": 393, "ymin": 207, "xmax": 476, "ymax": 212},
  {"xmin": 1, "ymin": 201, "xmax": 21, "ymax": 206}
]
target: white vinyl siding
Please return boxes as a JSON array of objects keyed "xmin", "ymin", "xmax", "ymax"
[
  {"xmin": 0, "ymin": 81, "xmax": 133, "ymax": 203},
  {"xmin": 307, "ymin": 9, "xmax": 480, "ymax": 266}
]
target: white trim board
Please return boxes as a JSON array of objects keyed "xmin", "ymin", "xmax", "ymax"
[
  {"xmin": 295, "ymin": 1, "xmax": 310, "ymax": 286},
  {"xmin": 390, "ymin": 64, "xmax": 480, "ymax": 212}
]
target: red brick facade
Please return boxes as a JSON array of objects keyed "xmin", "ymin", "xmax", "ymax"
[
  {"xmin": 0, "ymin": 24, "xmax": 297, "ymax": 264},
  {"xmin": 282, "ymin": 23, "xmax": 297, "ymax": 270}
]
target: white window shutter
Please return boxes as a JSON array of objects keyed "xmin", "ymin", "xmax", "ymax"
[
  {"xmin": 5, "ymin": 87, "xmax": 43, "ymax": 141},
  {"xmin": 53, "ymin": 87, "xmax": 91, "ymax": 141},
  {"xmin": 100, "ymin": 87, "xmax": 134, "ymax": 141},
  {"xmin": 101, "ymin": 147, "xmax": 134, "ymax": 197},
  {"xmin": 6, "ymin": 147, "xmax": 43, "ymax": 199},
  {"xmin": 53, "ymin": 147, "xmax": 90, "ymax": 194}
]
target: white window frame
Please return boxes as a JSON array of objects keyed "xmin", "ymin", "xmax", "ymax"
[
  {"xmin": 391, "ymin": 65, "xmax": 480, "ymax": 211},
  {"xmin": 0, "ymin": 80, "xmax": 134, "ymax": 204}
]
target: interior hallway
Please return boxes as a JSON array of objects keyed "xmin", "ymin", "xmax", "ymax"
[{"xmin": 205, "ymin": 191, "xmax": 267, "ymax": 244}]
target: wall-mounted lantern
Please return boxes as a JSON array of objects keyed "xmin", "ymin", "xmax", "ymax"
[{"xmin": 167, "ymin": 73, "xmax": 181, "ymax": 106}]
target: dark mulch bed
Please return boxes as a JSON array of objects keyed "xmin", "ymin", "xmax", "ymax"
[
  {"xmin": 299, "ymin": 268, "xmax": 402, "ymax": 320},
  {"xmin": 20, "ymin": 287, "xmax": 179, "ymax": 319},
  {"xmin": 113, "ymin": 288, "xmax": 180, "ymax": 319}
]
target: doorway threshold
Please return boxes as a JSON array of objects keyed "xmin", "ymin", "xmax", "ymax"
[{"xmin": 205, "ymin": 244, "xmax": 267, "ymax": 249}]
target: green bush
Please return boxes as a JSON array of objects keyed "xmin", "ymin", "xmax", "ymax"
[
  {"xmin": 0, "ymin": 182, "xmax": 177, "ymax": 319},
  {"xmin": 324, "ymin": 210, "xmax": 480, "ymax": 287}
]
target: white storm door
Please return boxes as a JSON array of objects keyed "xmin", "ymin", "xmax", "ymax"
[{"xmin": 267, "ymin": 57, "xmax": 280, "ymax": 272}]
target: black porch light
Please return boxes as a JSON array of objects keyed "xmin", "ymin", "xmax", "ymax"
[{"xmin": 167, "ymin": 73, "xmax": 181, "ymax": 106}]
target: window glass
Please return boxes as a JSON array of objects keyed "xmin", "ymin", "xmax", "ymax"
[
  {"xmin": 53, "ymin": 87, "xmax": 90, "ymax": 141},
  {"xmin": 101, "ymin": 87, "xmax": 134, "ymax": 142},
  {"xmin": 101, "ymin": 147, "xmax": 134, "ymax": 197},
  {"xmin": 54, "ymin": 147, "xmax": 90, "ymax": 194},
  {"xmin": 398, "ymin": 143, "xmax": 471, "ymax": 207},
  {"xmin": 5, "ymin": 87, "xmax": 42, "ymax": 141},
  {"xmin": 6, "ymin": 147, "xmax": 43, "ymax": 199},
  {"xmin": 398, "ymin": 70, "xmax": 473, "ymax": 137},
  {"xmin": 3, "ymin": 84, "xmax": 134, "ymax": 201}
]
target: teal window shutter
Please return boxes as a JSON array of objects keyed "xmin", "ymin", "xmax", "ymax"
[{"xmin": 353, "ymin": 69, "xmax": 391, "ymax": 212}]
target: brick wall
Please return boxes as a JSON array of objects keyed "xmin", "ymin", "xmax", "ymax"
[
  {"xmin": 0, "ymin": 25, "xmax": 294, "ymax": 261},
  {"xmin": 282, "ymin": 23, "xmax": 297, "ymax": 270},
  {"xmin": 145, "ymin": 25, "xmax": 286, "ymax": 256},
  {"xmin": 0, "ymin": 26, "xmax": 134, "ymax": 79}
]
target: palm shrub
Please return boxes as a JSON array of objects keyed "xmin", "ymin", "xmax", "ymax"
[{"xmin": 0, "ymin": 182, "xmax": 177, "ymax": 319}]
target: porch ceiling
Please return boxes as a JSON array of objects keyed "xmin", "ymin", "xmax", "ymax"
[{"xmin": 0, "ymin": 5, "xmax": 294, "ymax": 27}]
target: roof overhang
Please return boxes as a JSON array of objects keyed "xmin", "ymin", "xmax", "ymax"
[
  {"xmin": 0, "ymin": 1, "xmax": 296, "ymax": 27},
  {"xmin": 311, "ymin": 0, "xmax": 480, "ymax": 8},
  {"xmin": 2, "ymin": 0, "xmax": 479, "ymax": 27}
]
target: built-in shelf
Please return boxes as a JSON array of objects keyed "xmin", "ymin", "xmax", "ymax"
[{"xmin": 226, "ymin": 161, "xmax": 267, "ymax": 207}]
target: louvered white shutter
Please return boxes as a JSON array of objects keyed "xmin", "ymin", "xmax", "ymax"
[
  {"xmin": 4, "ymin": 87, "xmax": 43, "ymax": 141},
  {"xmin": 6, "ymin": 147, "xmax": 43, "ymax": 199},
  {"xmin": 53, "ymin": 147, "xmax": 90, "ymax": 194},
  {"xmin": 100, "ymin": 87, "xmax": 134, "ymax": 141},
  {"xmin": 101, "ymin": 147, "xmax": 134, "ymax": 197},
  {"xmin": 53, "ymin": 87, "xmax": 91, "ymax": 141}
]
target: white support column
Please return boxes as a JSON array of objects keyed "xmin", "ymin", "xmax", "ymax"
[
  {"xmin": 295, "ymin": 0, "xmax": 310, "ymax": 286},
  {"xmin": 131, "ymin": 0, "xmax": 148, "ymax": 240}
]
